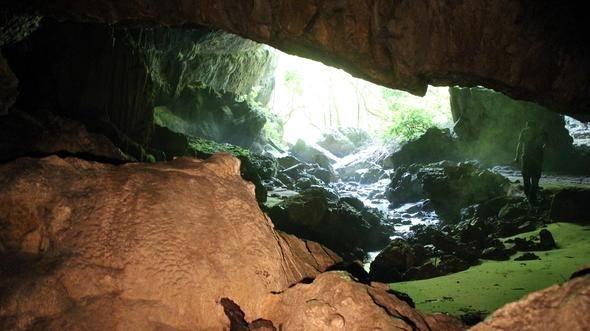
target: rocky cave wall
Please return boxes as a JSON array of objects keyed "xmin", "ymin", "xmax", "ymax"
[
  {"xmin": 3, "ymin": 0, "xmax": 589, "ymax": 121},
  {"xmin": 2, "ymin": 19, "xmax": 276, "ymax": 160},
  {"xmin": 450, "ymin": 86, "xmax": 583, "ymax": 172},
  {"xmin": 0, "ymin": 12, "xmax": 40, "ymax": 115}
]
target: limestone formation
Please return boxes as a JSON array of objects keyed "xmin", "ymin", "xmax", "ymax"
[
  {"xmin": 4, "ymin": 1, "xmax": 588, "ymax": 119},
  {"xmin": 3, "ymin": 21, "xmax": 275, "ymax": 158},
  {"xmin": 471, "ymin": 275, "xmax": 590, "ymax": 331},
  {"xmin": 0, "ymin": 153, "xmax": 466, "ymax": 330},
  {"xmin": 259, "ymin": 271, "xmax": 465, "ymax": 331},
  {"xmin": 0, "ymin": 154, "xmax": 339, "ymax": 329}
]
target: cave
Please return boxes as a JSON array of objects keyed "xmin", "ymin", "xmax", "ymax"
[{"xmin": 1, "ymin": 2, "xmax": 590, "ymax": 330}]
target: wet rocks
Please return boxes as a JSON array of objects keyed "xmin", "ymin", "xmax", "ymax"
[
  {"xmin": 290, "ymin": 139, "xmax": 338, "ymax": 170},
  {"xmin": 550, "ymin": 188, "xmax": 590, "ymax": 224},
  {"xmin": 481, "ymin": 243, "xmax": 513, "ymax": 261},
  {"xmin": 385, "ymin": 128, "xmax": 459, "ymax": 168},
  {"xmin": 370, "ymin": 225, "xmax": 479, "ymax": 282},
  {"xmin": 369, "ymin": 239, "xmax": 420, "ymax": 282},
  {"xmin": 387, "ymin": 161, "xmax": 510, "ymax": 223},
  {"xmin": 386, "ymin": 165, "xmax": 424, "ymax": 205},
  {"xmin": 502, "ymin": 228, "xmax": 558, "ymax": 253},
  {"xmin": 514, "ymin": 253, "xmax": 541, "ymax": 261},
  {"xmin": 421, "ymin": 162, "xmax": 510, "ymax": 223},
  {"xmin": 403, "ymin": 262, "xmax": 440, "ymax": 281},
  {"xmin": 376, "ymin": 192, "xmax": 558, "ymax": 280},
  {"xmin": 268, "ymin": 187, "xmax": 392, "ymax": 259},
  {"xmin": 317, "ymin": 127, "xmax": 371, "ymax": 157},
  {"xmin": 317, "ymin": 129, "xmax": 356, "ymax": 157},
  {"xmin": 271, "ymin": 155, "xmax": 336, "ymax": 192},
  {"xmin": 506, "ymin": 237, "xmax": 537, "ymax": 252},
  {"xmin": 276, "ymin": 148, "xmax": 336, "ymax": 191},
  {"xmin": 437, "ymin": 255, "xmax": 471, "ymax": 274},
  {"xmin": 538, "ymin": 229, "xmax": 557, "ymax": 250},
  {"xmin": 359, "ymin": 166, "xmax": 386, "ymax": 184}
]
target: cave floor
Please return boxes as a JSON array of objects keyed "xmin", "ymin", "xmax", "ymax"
[
  {"xmin": 391, "ymin": 222, "xmax": 590, "ymax": 317},
  {"xmin": 494, "ymin": 166, "xmax": 590, "ymax": 188}
]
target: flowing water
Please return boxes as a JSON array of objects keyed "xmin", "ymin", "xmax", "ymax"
[{"xmin": 331, "ymin": 142, "xmax": 442, "ymax": 269}]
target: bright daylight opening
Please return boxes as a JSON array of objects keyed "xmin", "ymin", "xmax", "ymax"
[{"xmin": 265, "ymin": 50, "xmax": 453, "ymax": 147}]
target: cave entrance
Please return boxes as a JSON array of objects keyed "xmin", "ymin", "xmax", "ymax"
[
  {"xmin": 2, "ymin": 18, "xmax": 590, "ymax": 327},
  {"xmin": 266, "ymin": 50, "xmax": 453, "ymax": 149}
]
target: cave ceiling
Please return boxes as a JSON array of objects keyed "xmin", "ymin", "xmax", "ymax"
[{"xmin": 3, "ymin": 0, "xmax": 590, "ymax": 121}]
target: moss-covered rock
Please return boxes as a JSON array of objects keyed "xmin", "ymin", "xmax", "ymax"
[
  {"xmin": 385, "ymin": 128, "xmax": 459, "ymax": 169},
  {"xmin": 290, "ymin": 139, "xmax": 338, "ymax": 170},
  {"xmin": 150, "ymin": 123, "xmax": 275, "ymax": 203}
]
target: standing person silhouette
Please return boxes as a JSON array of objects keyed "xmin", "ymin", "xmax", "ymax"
[{"xmin": 514, "ymin": 121, "xmax": 547, "ymax": 205}]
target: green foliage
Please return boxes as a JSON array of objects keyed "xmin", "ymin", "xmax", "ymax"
[
  {"xmin": 379, "ymin": 86, "xmax": 452, "ymax": 142},
  {"xmin": 236, "ymin": 85, "xmax": 264, "ymax": 109},
  {"xmin": 237, "ymin": 85, "xmax": 285, "ymax": 145},
  {"xmin": 385, "ymin": 107, "xmax": 435, "ymax": 141},
  {"xmin": 262, "ymin": 111, "xmax": 285, "ymax": 144},
  {"xmin": 382, "ymin": 88, "xmax": 407, "ymax": 101},
  {"xmin": 284, "ymin": 70, "xmax": 303, "ymax": 96}
]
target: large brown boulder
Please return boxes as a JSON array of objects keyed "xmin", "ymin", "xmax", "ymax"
[
  {"xmin": 471, "ymin": 275, "xmax": 590, "ymax": 331},
  {"xmin": 0, "ymin": 153, "xmax": 465, "ymax": 330},
  {"xmin": 259, "ymin": 271, "xmax": 465, "ymax": 330},
  {"xmin": 0, "ymin": 154, "xmax": 339, "ymax": 330}
]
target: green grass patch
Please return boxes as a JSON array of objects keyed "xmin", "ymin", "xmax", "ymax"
[{"xmin": 391, "ymin": 222, "xmax": 590, "ymax": 316}]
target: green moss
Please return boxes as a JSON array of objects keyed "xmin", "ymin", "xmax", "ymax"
[
  {"xmin": 155, "ymin": 108, "xmax": 250, "ymax": 159},
  {"xmin": 392, "ymin": 222, "xmax": 590, "ymax": 316},
  {"xmin": 187, "ymin": 136, "xmax": 250, "ymax": 159},
  {"xmin": 541, "ymin": 182, "xmax": 590, "ymax": 192}
]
